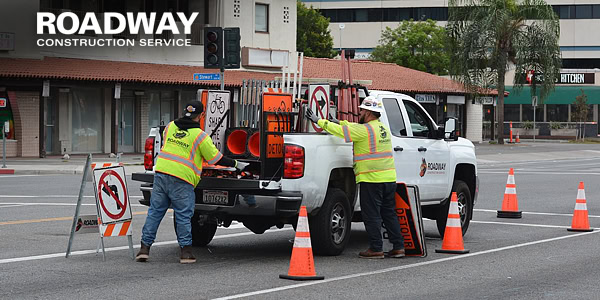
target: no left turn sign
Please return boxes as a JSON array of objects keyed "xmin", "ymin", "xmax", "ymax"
[{"xmin": 93, "ymin": 166, "xmax": 132, "ymax": 224}]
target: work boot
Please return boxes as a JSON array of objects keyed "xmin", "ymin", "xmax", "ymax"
[
  {"xmin": 180, "ymin": 246, "xmax": 196, "ymax": 264},
  {"xmin": 135, "ymin": 242, "xmax": 150, "ymax": 262},
  {"xmin": 388, "ymin": 248, "xmax": 405, "ymax": 258},
  {"xmin": 358, "ymin": 249, "xmax": 384, "ymax": 259}
]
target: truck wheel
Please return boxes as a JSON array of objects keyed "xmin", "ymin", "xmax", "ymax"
[
  {"xmin": 173, "ymin": 213, "xmax": 217, "ymax": 247},
  {"xmin": 436, "ymin": 180, "xmax": 472, "ymax": 237},
  {"xmin": 309, "ymin": 188, "xmax": 351, "ymax": 256}
]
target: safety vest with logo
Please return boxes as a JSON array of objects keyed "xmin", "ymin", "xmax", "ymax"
[
  {"xmin": 317, "ymin": 119, "xmax": 396, "ymax": 183},
  {"xmin": 155, "ymin": 121, "xmax": 223, "ymax": 186}
]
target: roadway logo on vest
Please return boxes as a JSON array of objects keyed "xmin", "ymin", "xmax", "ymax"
[
  {"xmin": 379, "ymin": 125, "xmax": 387, "ymax": 139},
  {"xmin": 174, "ymin": 130, "xmax": 189, "ymax": 139},
  {"xmin": 419, "ymin": 158, "xmax": 427, "ymax": 177}
]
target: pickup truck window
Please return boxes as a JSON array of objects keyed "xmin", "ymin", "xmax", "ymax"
[
  {"xmin": 382, "ymin": 98, "xmax": 407, "ymax": 137},
  {"xmin": 404, "ymin": 100, "xmax": 433, "ymax": 138}
]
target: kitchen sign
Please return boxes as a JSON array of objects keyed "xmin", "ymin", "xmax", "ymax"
[{"xmin": 520, "ymin": 72, "xmax": 595, "ymax": 85}]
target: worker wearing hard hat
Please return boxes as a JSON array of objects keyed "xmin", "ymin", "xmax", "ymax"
[
  {"xmin": 306, "ymin": 96, "xmax": 404, "ymax": 259},
  {"xmin": 137, "ymin": 101, "xmax": 249, "ymax": 264}
]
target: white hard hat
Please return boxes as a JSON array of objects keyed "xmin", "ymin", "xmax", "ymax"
[{"xmin": 359, "ymin": 96, "xmax": 384, "ymax": 113}]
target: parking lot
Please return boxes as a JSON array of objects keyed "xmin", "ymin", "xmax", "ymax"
[{"xmin": 2, "ymin": 142, "xmax": 600, "ymax": 299}]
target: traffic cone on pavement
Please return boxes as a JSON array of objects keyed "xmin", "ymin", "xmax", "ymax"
[
  {"xmin": 497, "ymin": 168, "xmax": 522, "ymax": 218},
  {"xmin": 435, "ymin": 192, "xmax": 470, "ymax": 254},
  {"xmin": 279, "ymin": 206, "xmax": 324, "ymax": 281},
  {"xmin": 568, "ymin": 182, "xmax": 593, "ymax": 232},
  {"xmin": 516, "ymin": 131, "xmax": 520, "ymax": 143}
]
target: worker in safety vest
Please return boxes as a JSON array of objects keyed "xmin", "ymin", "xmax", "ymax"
[
  {"xmin": 306, "ymin": 96, "xmax": 404, "ymax": 259},
  {"xmin": 137, "ymin": 101, "xmax": 249, "ymax": 264}
]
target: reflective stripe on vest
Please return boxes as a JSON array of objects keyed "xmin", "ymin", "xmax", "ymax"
[
  {"xmin": 352, "ymin": 120, "xmax": 396, "ymax": 183},
  {"xmin": 155, "ymin": 121, "xmax": 207, "ymax": 186}
]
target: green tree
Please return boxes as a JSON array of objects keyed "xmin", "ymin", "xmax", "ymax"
[
  {"xmin": 572, "ymin": 89, "xmax": 589, "ymax": 140},
  {"xmin": 447, "ymin": 0, "xmax": 561, "ymax": 144},
  {"xmin": 297, "ymin": 1, "xmax": 336, "ymax": 58},
  {"xmin": 371, "ymin": 19, "xmax": 450, "ymax": 75}
]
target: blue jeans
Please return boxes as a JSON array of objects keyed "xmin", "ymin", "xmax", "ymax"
[
  {"xmin": 360, "ymin": 182, "xmax": 404, "ymax": 252},
  {"xmin": 141, "ymin": 172, "xmax": 195, "ymax": 248}
]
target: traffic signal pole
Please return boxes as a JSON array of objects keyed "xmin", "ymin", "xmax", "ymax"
[{"xmin": 220, "ymin": 66, "xmax": 225, "ymax": 90}]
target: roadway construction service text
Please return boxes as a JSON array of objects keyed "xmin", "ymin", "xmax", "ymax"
[{"xmin": 36, "ymin": 12, "xmax": 198, "ymax": 47}]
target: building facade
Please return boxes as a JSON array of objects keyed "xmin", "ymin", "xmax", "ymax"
[
  {"xmin": 303, "ymin": 0, "xmax": 600, "ymax": 137},
  {"xmin": 0, "ymin": 0, "xmax": 297, "ymax": 157}
]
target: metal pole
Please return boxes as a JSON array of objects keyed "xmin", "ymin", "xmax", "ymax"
[
  {"xmin": 2, "ymin": 122, "xmax": 6, "ymax": 168},
  {"xmin": 66, "ymin": 153, "xmax": 92, "ymax": 258},
  {"xmin": 220, "ymin": 67, "xmax": 225, "ymax": 91},
  {"xmin": 533, "ymin": 105, "xmax": 536, "ymax": 142}
]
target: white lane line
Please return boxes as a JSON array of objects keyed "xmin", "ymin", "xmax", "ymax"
[
  {"xmin": 477, "ymin": 157, "xmax": 600, "ymax": 167},
  {"xmin": 474, "ymin": 208, "xmax": 600, "ymax": 218},
  {"xmin": 471, "ymin": 220, "xmax": 578, "ymax": 229},
  {"xmin": 478, "ymin": 171, "xmax": 600, "ymax": 175},
  {"xmin": 0, "ymin": 228, "xmax": 291, "ymax": 264},
  {"xmin": 0, "ymin": 195, "xmax": 143, "ymax": 198},
  {"xmin": 0, "ymin": 175, "xmax": 44, "ymax": 178},
  {"xmin": 214, "ymin": 230, "xmax": 600, "ymax": 300},
  {"xmin": 0, "ymin": 202, "xmax": 147, "ymax": 207},
  {"xmin": 0, "ymin": 204, "xmax": 27, "ymax": 208}
]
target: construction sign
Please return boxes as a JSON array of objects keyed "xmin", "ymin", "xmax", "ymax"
[
  {"xmin": 262, "ymin": 92, "xmax": 292, "ymax": 158},
  {"xmin": 382, "ymin": 183, "xmax": 427, "ymax": 257},
  {"xmin": 308, "ymin": 84, "xmax": 330, "ymax": 132},
  {"xmin": 205, "ymin": 90, "xmax": 231, "ymax": 152},
  {"xmin": 74, "ymin": 214, "xmax": 99, "ymax": 234},
  {"xmin": 93, "ymin": 166, "xmax": 132, "ymax": 224}
]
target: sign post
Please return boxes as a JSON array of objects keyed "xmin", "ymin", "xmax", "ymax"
[
  {"xmin": 2, "ymin": 121, "xmax": 8, "ymax": 168},
  {"xmin": 66, "ymin": 154, "xmax": 92, "ymax": 258},
  {"xmin": 532, "ymin": 95, "xmax": 538, "ymax": 142}
]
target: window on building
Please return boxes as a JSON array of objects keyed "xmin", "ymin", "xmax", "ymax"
[
  {"xmin": 337, "ymin": 9, "xmax": 353, "ymax": 22},
  {"xmin": 148, "ymin": 91, "xmax": 175, "ymax": 128},
  {"xmin": 255, "ymin": 3, "xmax": 268, "ymax": 32},
  {"xmin": 355, "ymin": 9, "xmax": 368, "ymax": 22},
  {"xmin": 594, "ymin": 5, "xmax": 600, "ymax": 18},
  {"xmin": 522, "ymin": 105, "xmax": 544, "ymax": 122},
  {"xmin": 368, "ymin": 8, "xmax": 382, "ymax": 22},
  {"xmin": 0, "ymin": 93, "xmax": 15, "ymax": 140},
  {"xmin": 71, "ymin": 88, "xmax": 104, "ymax": 153},
  {"xmin": 547, "ymin": 104, "xmax": 569, "ymax": 122},
  {"xmin": 383, "ymin": 98, "xmax": 407, "ymax": 137},
  {"xmin": 504, "ymin": 104, "xmax": 520, "ymax": 122},
  {"xmin": 575, "ymin": 5, "xmax": 592, "ymax": 19}
]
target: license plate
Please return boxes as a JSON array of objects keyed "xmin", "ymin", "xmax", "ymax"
[{"xmin": 202, "ymin": 190, "xmax": 229, "ymax": 205}]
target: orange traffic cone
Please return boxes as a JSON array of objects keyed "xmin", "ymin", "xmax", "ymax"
[
  {"xmin": 497, "ymin": 168, "xmax": 522, "ymax": 218},
  {"xmin": 435, "ymin": 192, "xmax": 470, "ymax": 254},
  {"xmin": 516, "ymin": 131, "xmax": 520, "ymax": 143},
  {"xmin": 279, "ymin": 206, "xmax": 324, "ymax": 281},
  {"xmin": 568, "ymin": 182, "xmax": 593, "ymax": 232}
]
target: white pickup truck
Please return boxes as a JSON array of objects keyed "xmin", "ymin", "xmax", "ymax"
[{"xmin": 132, "ymin": 90, "xmax": 478, "ymax": 256}]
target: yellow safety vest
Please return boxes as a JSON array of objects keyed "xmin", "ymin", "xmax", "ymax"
[
  {"xmin": 155, "ymin": 121, "xmax": 223, "ymax": 186},
  {"xmin": 318, "ymin": 119, "xmax": 396, "ymax": 183}
]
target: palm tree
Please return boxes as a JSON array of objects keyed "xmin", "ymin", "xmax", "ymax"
[{"xmin": 447, "ymin": 0, "xmax": 561, "ymax": 144}]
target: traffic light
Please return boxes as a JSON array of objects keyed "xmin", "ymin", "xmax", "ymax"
[
  {"xmin": 204, "ymin": 27, "xmax": 223, "ymax": 69},
  {"xmin": 223, "ymin": 27, "xmax": 241, "ymax": 69}
]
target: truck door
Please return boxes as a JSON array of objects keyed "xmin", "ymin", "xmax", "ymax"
[{"xmin": 401, "ymin": 100, "xmax": 451, "ymax": 201}]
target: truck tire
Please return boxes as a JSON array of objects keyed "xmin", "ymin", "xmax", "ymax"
[
  {"xmin": 436, "ymin": 180, "xmax": 472, "ymax": 237},
  {"xmin": 309, "ymin": 188, "xmax": 352, "ymax": 256},
  {"xmin": 173, "ymin": 213, "xmax": 217, "ymax": 247}
]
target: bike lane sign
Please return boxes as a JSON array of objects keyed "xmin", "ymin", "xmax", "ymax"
[
  {"xmin": 93, "ymin": 166, "xmax": 132, "ymax": 224},
  {"xmin": 205, "ymin": 90, "xmax": 230, "ymax": 152}
]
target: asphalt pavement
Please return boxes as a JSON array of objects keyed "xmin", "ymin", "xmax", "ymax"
[{"xmin": 1, "ymin": 142, "xmax": 600, "ymax": 299}]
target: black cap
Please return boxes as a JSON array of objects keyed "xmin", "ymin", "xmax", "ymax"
[{"xmin": 183, "ymin": 101, "xmax": 204, "ymax": 118}]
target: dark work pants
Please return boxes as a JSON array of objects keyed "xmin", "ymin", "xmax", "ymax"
[{"xmin": 360, "ymin": 182, "xmax": 404, "ymax": 252}]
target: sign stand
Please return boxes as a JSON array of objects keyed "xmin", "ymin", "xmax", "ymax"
[{"xmin": 66, "ymin": 154, "xmax": 93, "ymax": 258}]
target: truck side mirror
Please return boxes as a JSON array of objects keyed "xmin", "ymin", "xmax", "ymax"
[{"xmin": 444, "ymin": 118, "xmax": 459, "ymax": 141}]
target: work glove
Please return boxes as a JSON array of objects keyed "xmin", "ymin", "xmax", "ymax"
[
  {"xmin": 328, "ymin": 113, "xmax": 340, "ymax": 124},
  {"xmin": 305, "ymin": 108, "xmax": 320, "ymax": 124},
  {"xmin": 235, "ymin": 161, "xmax": 249, "ymax": 171}
]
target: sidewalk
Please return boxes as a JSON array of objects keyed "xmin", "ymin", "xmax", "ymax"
[{"xmin": 0, "ymin": 154, "xmax": 146, "ymax": 175}]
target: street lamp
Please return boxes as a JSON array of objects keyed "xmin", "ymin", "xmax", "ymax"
[{"xmin": 338, "ymin": 23, "xmax": 345, "ymax": 51}]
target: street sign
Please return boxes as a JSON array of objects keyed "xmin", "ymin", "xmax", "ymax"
[
  {"xmin": 205, "ymin": 90, "xmax": 230, "ymax": 152},
  {"xmin": 532, "ymin": 96, "xmax": 538, "ymax": 107},
  {"xmin": 308, "ymin": 84, "xmax": 330, "ymax": 133},
  {"xmin": 93, "ymin": 166, "xmax": 131, "ymax": 224},
  {"xmin": 193, "ymin": 73, "xmax": 221, "ymax": 81},
  {"xmin": 0, "ymin": 97, "xmax": 6, "ymax": 108}
]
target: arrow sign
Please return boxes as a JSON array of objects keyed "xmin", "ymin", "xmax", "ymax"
[{"xmin": 93, "ymin": 166, "xmax": 131, "ymax": 224}]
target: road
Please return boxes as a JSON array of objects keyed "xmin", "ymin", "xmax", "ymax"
[{"xmin": 1, "ymin": 143, "xmax": 600, "ymax": 299}]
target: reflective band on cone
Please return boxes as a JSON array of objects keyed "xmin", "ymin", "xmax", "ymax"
[
  {"xmin": 279, "ymin": 206, "xmax": 324, "ymax": 281},
  {"xmin": 436, "ymin": 192, "xmax": 470, "ymax": 254},
  {"xmin": 498, "ymin": 168, "xmax": 522, "ymax": 218},
  {"xmin": 568, "ymin": 182, "xmax": 593, "ymax": 232}
]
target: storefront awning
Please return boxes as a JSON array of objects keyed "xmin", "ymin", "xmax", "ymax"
[{"xmin": 505, "ymin": 86, "xmax": 600, "ymax": 105}]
